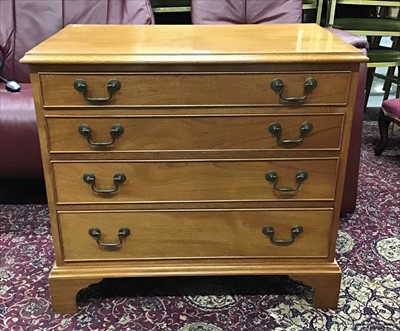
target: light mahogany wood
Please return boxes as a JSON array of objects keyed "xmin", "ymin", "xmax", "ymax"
[
  {"xmin": 291, "ymin": 269, "xmax": 342, "ymax": 309},
  {"xmin": 48, "ymin": 276, "xmax": 102, "ymax": 314},
  {"xmin": 22, "ymin": 24, "xmax": 366, "ymax": 312},
  {"xmin": 51, "ymin": 159, "xmax": 338, "ymax": 204},
  {"xmin": 21, "ymin": 24, "xmax": 366, "ymax": 64},
  {"xmin": 46, "ymin": 114, "xmax": 344, "ymax": 153},
  {"xmin": 39, "ymin": 72, "xmax": 351, "ymax": 107},
  {"xmin": 48, "ymin": 260, "xmax": 341, "ymax": 313},
  {"xmin": 57, "ymin": 209, "xmax": 333, "ymax": 261}
]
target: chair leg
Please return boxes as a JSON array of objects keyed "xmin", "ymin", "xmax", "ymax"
[
  {"xmin": 382, "ymin": 66, "xmax": 396, "ymax": 101},
  {"xmin": 373, "ymin": 109, "xmax": 392, "ymax": 156},
  {"xmin": 365, "ymin": 67, "xmax": 376, "ymax": 109},
  {"xmin": 397, "ymin": 65, "xmax": 399, "ymax": 99}
]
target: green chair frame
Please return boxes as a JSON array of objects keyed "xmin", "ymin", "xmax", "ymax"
[
  {"xmin": 302, "ymin": 0, "xmax": 324, "ymax": 24},
  {"xmin": 150, "ymin": 0, "xmax": 191, "ymax": 13},
  {"xmin": 327, "ymin": 0, "xmax": 400, "ymax": 104}
]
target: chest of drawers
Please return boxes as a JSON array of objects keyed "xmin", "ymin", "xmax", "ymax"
[{"xmin": 22, "ymin": 24, "xmax": 367, "ymax": 313}]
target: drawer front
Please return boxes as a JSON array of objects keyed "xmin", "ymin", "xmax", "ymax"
[
  {"xmin": 52, "ymin": 159, "xmax": 338, "ymax": 204},
  {"xmin": 46, "ymin": 115, "xmax": 344, "ymax": 153},
  {"xmin": 58, "ymin": 209, "xmax": 333, "ymax": 262},
  {"xmin": 40, "ymin": 72, "xmax": 350, "ymax": 107}
]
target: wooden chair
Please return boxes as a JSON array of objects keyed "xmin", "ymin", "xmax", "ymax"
[
  {"xmin": 327, "ymin": 0, "xmax": 400, "ymax": 106},
  {"xmin": 302, "ymin": 0, "xmax": 324, "ymax": 24},
  {"xmin": 374, "ymin": 97, "xmax": 400, "ymax": 156},
  {"xmin": 150, "ymin": 0, "xmax": 191, "ymax": 14}
]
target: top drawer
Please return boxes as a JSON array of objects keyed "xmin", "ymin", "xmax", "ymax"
[{"xmin": 39, "ymin": 72, "xmax": 351, "ymax": 108}]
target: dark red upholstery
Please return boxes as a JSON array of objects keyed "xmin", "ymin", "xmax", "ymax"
[
  {"xmin": 0, "ymin": 84, "xmax": 42, "ymax": 178},
  {"xmin": 382, "ymin": 98, "xmax": 400, "ymax": 122},
  {"xmin": 192, "ymin": 0, "xmax": 302, "ymax": 24},
  {"xmin": 0, "ymin": 0, "xmax": 154, "ymax": 179},
  {"xmin": 374, "ymin": 98, "xmax": 400, "ymax": 156},
  {"xmin": 191, "ymin": 0, "xmax": 369, "ymax": 214}
]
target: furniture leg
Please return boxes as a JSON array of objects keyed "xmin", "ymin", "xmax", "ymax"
[
  {"xmin": 48, "ymin": 276, "xmax": 102, "ymax": 313},
  {"xmin": 382, "ymin": 66, "xmax": 396, "ymax": 101},
  {"xmin": 374, "ymin": 109, "xmax": 391, "ymax": 156},
  {"xmin": 291, "ymin": 272, "xmax": 341, "ymax": 309},
  {"xmin": 365, "ymin": 67, "xmax": 376, "ymax": 109}
]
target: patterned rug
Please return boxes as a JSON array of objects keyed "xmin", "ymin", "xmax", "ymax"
[{"xmin": 1, "ymin": 122, "xmax": 399, "ymax": 331}]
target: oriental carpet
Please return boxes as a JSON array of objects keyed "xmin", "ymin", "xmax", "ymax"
[{"xmin": 0, "ymin": 122, "xmax": 399, "ymax": 331}]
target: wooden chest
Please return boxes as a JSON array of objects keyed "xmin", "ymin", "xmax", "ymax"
[{"xmin": 21, "ymin": 24, "xmax": 367, "ymax": 313}]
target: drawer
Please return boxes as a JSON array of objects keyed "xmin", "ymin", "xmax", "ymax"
[
  {"xmin": 52, "ymin": 159, "xmax": 338, "ymax": 204},
  {"xmin": 57, "ymin": 209, "xmax": 333, "ymax": 262},
  {"xmin": 46, "ymin": 115, "xmax": 344, "ymax": 153},
  {"xmin": 40, "ymin": 72, "xmax": 351, "ymax": 107}
]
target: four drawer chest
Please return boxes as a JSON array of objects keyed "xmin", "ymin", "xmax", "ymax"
[{"xmin": 21, "ymin": 24, "xmax": 367, "ymax": 313}]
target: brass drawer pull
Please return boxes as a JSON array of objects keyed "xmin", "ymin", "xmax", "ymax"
[
  {"xmin": 73, "ymin": 79, "xmax": 121, "ymax": 102},
  {"xmin": 89, "ymin": 227, "xmax": 131, "ymax": 248},
  {"xmin": 268, "ymin": 122, "xmax": 313, "ymax": 146},
  {"xmin": 270, "ymin": 77, "xmax": 317, "ymax": 102},
  {"xmin": 262, "ymin": 225, "xmax": 303, "ymax": 244},
  {"xmin": 265, "ymin": 170, "xmax": 308, "ymax": 192},
  {"xmin": 78, "ymin": 124, "xmax": 124, "ymax": 147},
  {"xmin": 83, "ymin": 173, "xmax": 126, "ymax": 194}
]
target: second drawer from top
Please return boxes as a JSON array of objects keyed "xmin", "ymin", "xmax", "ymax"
[{"xmin": 46, "ymin": 114, "xmax": 344, "ymax": 153}]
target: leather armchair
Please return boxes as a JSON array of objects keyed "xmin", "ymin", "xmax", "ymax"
[
  {"xmin": 192, "ymin": 0, "xmax": 302, "ymax": 24},
  {"xmin": 0, "ymin": 0, "xmax": 155, "ymax": 179},
  {"xmin": 374, "ymin": 97, "xmax": 400, "ymax": 156}
]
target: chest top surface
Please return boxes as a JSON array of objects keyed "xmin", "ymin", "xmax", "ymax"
[{"xmin": 21, "ymin": 24, "xmax": 367, "ymax": 65}]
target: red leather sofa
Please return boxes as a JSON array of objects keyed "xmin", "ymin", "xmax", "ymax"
[
  {"xmin": 0, "ymin": 0, "xmax": 155, "ymax": 179},
  {"xmin": 0, "ymin": 0, "xmax": 367, "ymax": 214}
]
